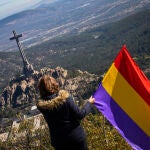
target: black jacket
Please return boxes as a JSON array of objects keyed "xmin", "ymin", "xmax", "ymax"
[{"xmin": 37, "ymin": 90, "xmax": 92, "ymax": 149}]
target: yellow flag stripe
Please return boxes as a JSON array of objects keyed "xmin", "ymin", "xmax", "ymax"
[{"xmin": 102, "ymin": 63, "xmax": 150, "ymax": 136}]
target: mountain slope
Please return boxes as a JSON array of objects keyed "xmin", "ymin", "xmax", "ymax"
[
  {"xmin": 28, "ymin": 9, "xmax": 150, "ymax": 73},
  {"xmin": 0, "ymin": 0, "xmax": 149, "ymax": 51},
  {"xmin": 0, "ymin": 9, "xmax": 149, "ymax": 92}
]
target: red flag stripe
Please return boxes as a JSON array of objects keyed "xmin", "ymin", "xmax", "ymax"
[{"xmin": 114, "ymin": 45, "xmax": 150, "ymax": 106}]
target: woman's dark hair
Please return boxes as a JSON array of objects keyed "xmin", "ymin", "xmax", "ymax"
[{"xmin": 38, "ymin": 75, "xmax": 60, "ymax": 98}]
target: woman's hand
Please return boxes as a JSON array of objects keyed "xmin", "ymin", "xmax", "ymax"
[{"xmin": 88, "ymin": 96, "xmax": 95, "ymax": 104}]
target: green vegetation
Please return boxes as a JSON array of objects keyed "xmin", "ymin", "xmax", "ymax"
[
  {"xmin": 0, "ymin": 107, "xmax": 16, "ymax": 121},
  {"xmin": 0, "ymin": 113, "xmax": 132, "ymax": 150}
]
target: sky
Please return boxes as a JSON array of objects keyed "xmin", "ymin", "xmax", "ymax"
[{"xmin": 0, "ymin": 0, "xmax": 58, "ymax": 20}]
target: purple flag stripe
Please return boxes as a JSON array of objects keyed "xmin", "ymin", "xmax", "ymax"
[{"xmin": 94, "ymin": 84, "xmax": 150, "ymax": 150}]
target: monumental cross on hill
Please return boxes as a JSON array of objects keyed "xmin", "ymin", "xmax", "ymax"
[{"xmin": 10, "ymin": 30, "xmax": 34, "ymax": 76}]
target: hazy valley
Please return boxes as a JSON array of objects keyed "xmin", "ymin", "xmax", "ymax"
[
  {"xmin": 0, "ymin": 0, "xmax": 149, "ymax": 51},
  {"xmin": 0, "ymin": 9, "xmax": 149, "ymax": 92}
]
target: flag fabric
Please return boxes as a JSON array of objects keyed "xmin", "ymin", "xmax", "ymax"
[{"xmin": 94, "ymin": 45, "xmax": 150, "ymax": 150}]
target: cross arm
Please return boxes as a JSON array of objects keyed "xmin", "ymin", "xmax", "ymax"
[{"xmin": 10, "ymin": 34, "xmax": 22, "ymax": 40}]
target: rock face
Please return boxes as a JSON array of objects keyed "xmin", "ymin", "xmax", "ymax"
[{"xmin": 0, "ymin": 67, "xmax": 99, "ymax": 108}]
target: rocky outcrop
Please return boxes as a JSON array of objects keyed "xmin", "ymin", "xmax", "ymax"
[{"xmin": 0, "ymin": 67, "xmax": 99, "ymax": 108}]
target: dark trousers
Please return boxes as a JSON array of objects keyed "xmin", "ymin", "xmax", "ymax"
[
  {"xmin": 52, "ymin": 126, "xmax": 88, "ymax": 150},
  {"xmin": 54, "ymin": 140, "xmax": 88, "ymax": 150}
]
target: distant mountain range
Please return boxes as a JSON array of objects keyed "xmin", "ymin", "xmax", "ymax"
[{"xmin": 0, "ymin": 0, "xmax": 149, "ymax": 51}]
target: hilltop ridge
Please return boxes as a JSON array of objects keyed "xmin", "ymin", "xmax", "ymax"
[{"xmin": 0, "ymin": 66, "xmax": 98, "ymax": 109}]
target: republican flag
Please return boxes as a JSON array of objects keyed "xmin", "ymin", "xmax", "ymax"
[{"xmin": 94, "ymin": 45, "xmax": 150, "ymax": 150}]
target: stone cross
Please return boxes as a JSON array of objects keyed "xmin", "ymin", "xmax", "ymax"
[{"xmin": 10, "ymin": 30, "xmax": 34, "ymax": 76}]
